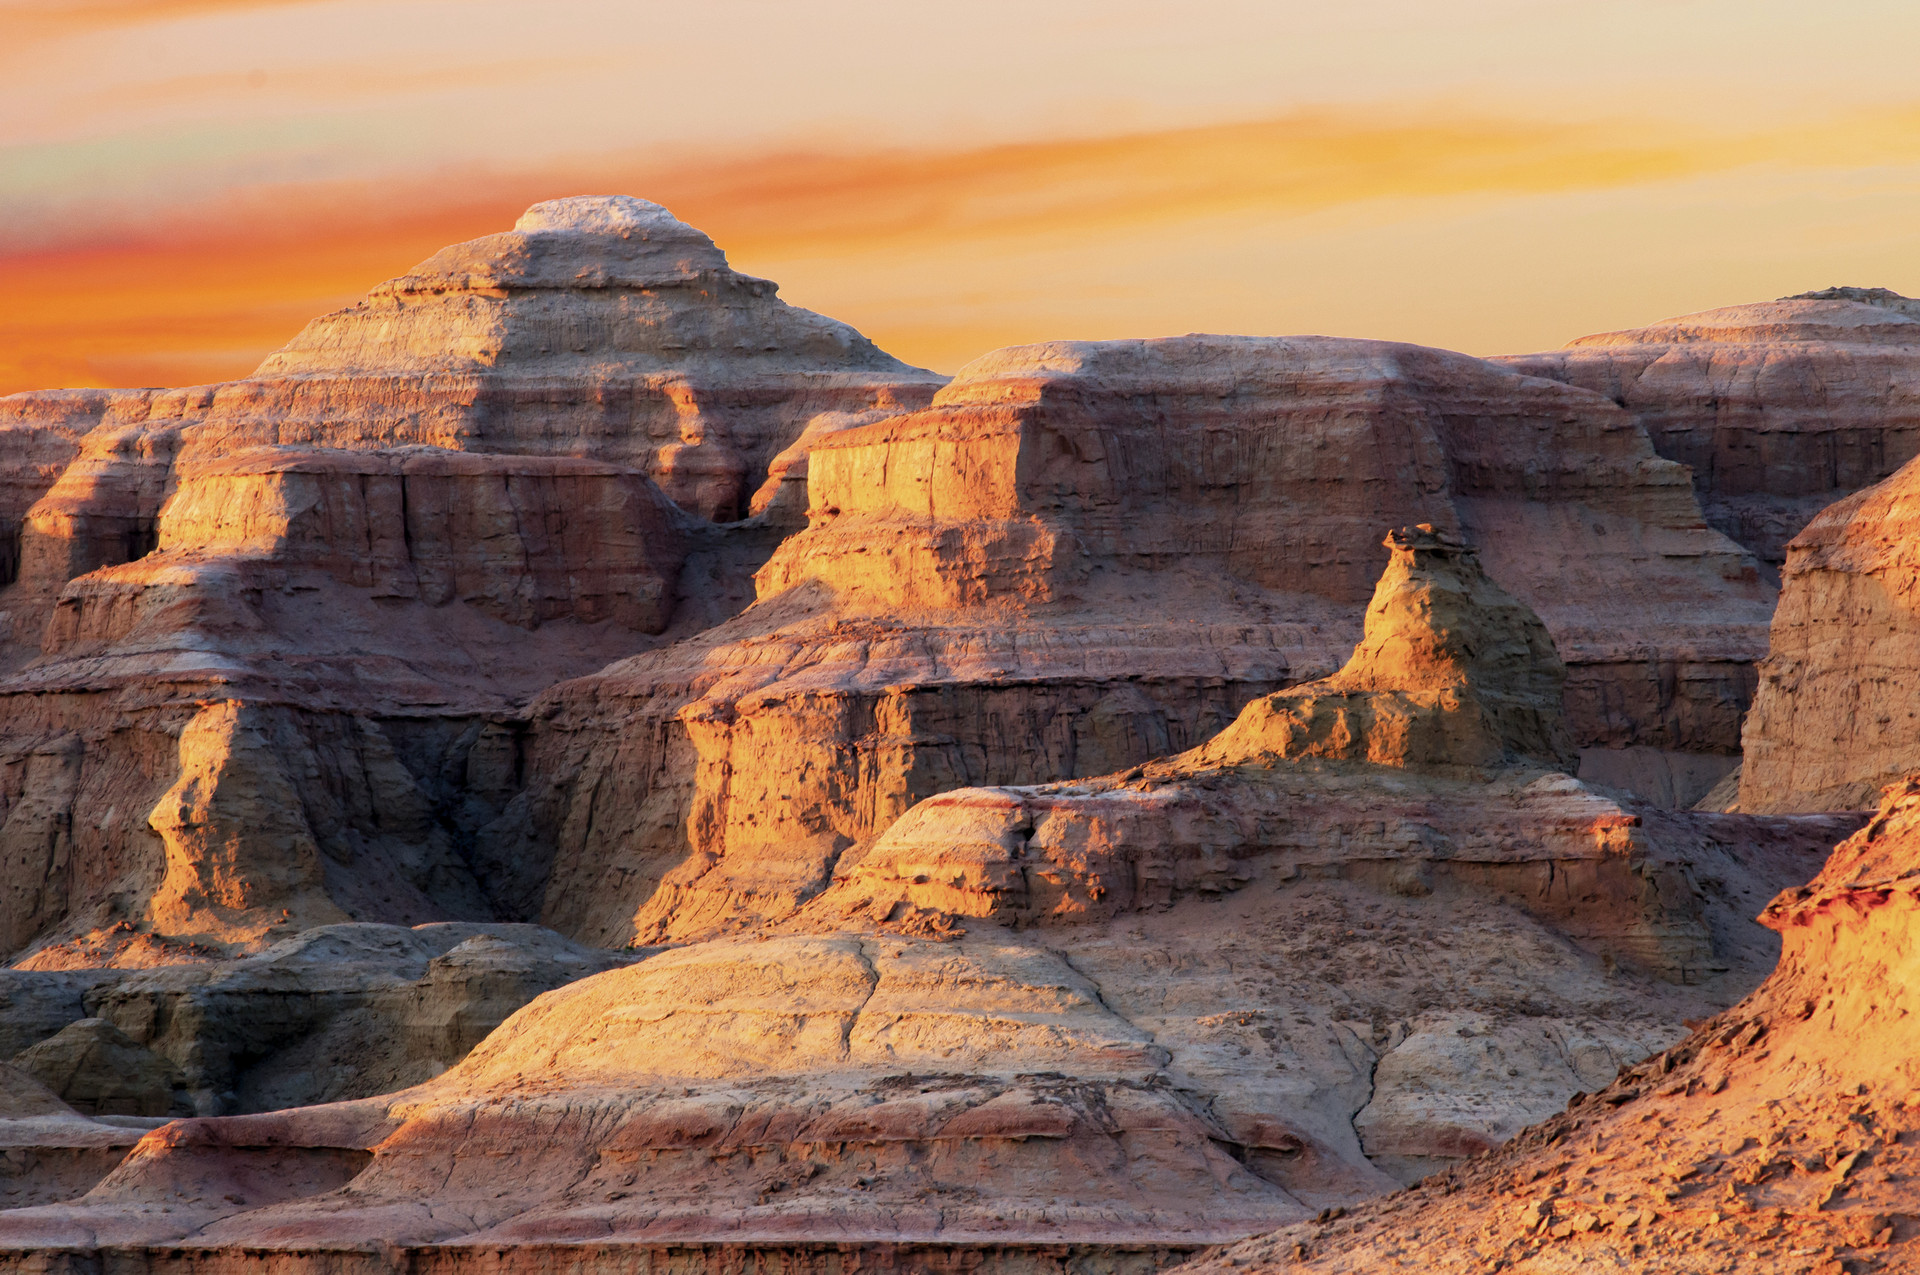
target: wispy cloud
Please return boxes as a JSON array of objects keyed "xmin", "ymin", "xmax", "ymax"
[
  {"xmin": 0, "ymin": 0, "xmax": 323, "ymax": 38},
  {"xmin": 5, "ymin": 102, "xmax": 1919, "ymax": 394}
]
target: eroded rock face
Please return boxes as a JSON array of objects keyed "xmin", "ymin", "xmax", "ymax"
[
  {"xmin": 1192, "ymin": 525, "xmax": 1574, "ymax": 773},
  {"xmin": 0, "ymin": 197, "xmax": 940, "ymax": 961},
  {"xmin": 0, "ymin": 529, "xmax": 1848, "ymax": 1261},
  {"xmin": 8, "ymin": 1018, "xmax": 177, "ymax": 1118},
  {"xmin": 1185, "ymin": 776, "xmax": 1920, "ymax": 1274},
  {"xmin": 1501, "ymin": 288, "xmax": 1920, "ymax": 580},
  {"xmin": 0, "ymin": 219, "xmax": 1848, "ymax": 1267},
  {"xmin": 1736, "ymin": 453, "xmax": 1920, "ymax": 813},
  {"xmin": 3, "ymin": 921, "xmax": 631, "ymax": 1119},
  {"xmin": 512, "ymin": 337, "xmax": 1770, "ymax": 950}
]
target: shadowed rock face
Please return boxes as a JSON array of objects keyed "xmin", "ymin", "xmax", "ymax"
[
  {"xmin": 509, "ymin": 336, "xmax": 1771, "ymax": 951},
  {"xmin": 1737, "ymin": 451, "xmax": 1920, "ymax": 813},
  {"xmin": 1184, "ymin": 776, "xmax": 1920, "ymax": 1274},
  {"xmin": 0, "ymin": 528, "xmax": 1849, "ymax": 1263},
  {"xmin": 1501, "ymin": 289, "xmax": 1920, "ymax": 581}
]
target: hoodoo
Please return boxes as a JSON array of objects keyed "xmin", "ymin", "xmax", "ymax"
[{"xmin": 1191, "ymin": 525, "xmax": 1574, "ymax": 773}]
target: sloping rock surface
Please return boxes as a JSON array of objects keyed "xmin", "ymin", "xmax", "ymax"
[
  {"xmin": 1186, "ymin": 774, "xmax": 1920, "ymax": 1274},
  {"xmin": 2, "ymin": 922, "xmax": 633, "ymax": 1118},
  {"xmin": 1502, "ymin": 287, "xmax": 1920, "ymax": 579}
]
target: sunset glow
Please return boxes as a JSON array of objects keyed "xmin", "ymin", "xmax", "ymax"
[{"xmin": 4, "ymin": 0, "xmax": 1919, "ymax": 391}]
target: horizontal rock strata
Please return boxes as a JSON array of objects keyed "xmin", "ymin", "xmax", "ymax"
[
  {"xmin": 1737, "ymin": 449, "xmax": 1920, "ymax": 812},
  {"xmin": 511, "ymin": 336, "xmax": 1771, "ymax": 949},
  {"xmin": 1502, "ymin": 287, "xmax": 1920, "ymax": 579},
  {"xmin": 0, "ymin": 527, "xmax": 1848, "ymax": 1260},
  {"xmin": 0, "ymin": 197, "xmax": 939, "ymax": 962}
]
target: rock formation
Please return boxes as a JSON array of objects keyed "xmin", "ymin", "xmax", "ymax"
[
  {"xmin": 1187, "ymin": 774, "xmax": 1920, "ymax": 1273},
  {"xmin": 0, "ymin": 527, "xmax": 1850, "ymax": 1265},
  {"xmin": 508, "ymin": 336, "xmax": 1771, "ymax": 953},
  {"xmin": 1734, "ymin": 447, "xmax": 1920, "ymax": 813},
  {"xmin": 0, "ymin": 204, "xmax": 1881, "ymax": 1271},
  {"xmin": 1502, "ymin": 287, "xmax": 1920, "ymax": 579},
  {"xmin": 0, "ymin": 196, "xmax": 943, "ymax": 963}
]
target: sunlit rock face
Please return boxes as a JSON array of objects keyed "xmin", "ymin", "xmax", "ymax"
[
  {"xmin": 239, "ymin": 195, "xmax": 945, "ymax": 521},
  {"xmin": 1184, "ymin": 776, "xmax": 1920, "ymax": 1274},
  {"xmin": 0, "ymin": 198, "xmax": 941, "ymax": 964},
  {"xmin": 0, "ymin": 527, "xmax": 1849, "ymax": 1263},
  {"xmin": 1501, "ymin": 288, "xmax": 1920, "ymax": 582},
  {"xmin": 509, "ymin": 334, "xmax": 1772, "ymax": 953},
  {"xmin": 1737, "ymin": 452, "xmax": 1920, "ymax": 813}
]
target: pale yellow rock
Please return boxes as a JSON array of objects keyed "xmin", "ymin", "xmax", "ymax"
[{"xmin": 1738, "ymin": 452, "xmax": 1920, "ymax": 812}]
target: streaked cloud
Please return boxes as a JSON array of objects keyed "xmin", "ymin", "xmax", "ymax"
[
  {"xmin": 5, "ymin": 102, "xmax": 1920, "ymax": 394},
  {"xmin": 0, "ymin": 0, "xmax": 325, "ymax": 47}
]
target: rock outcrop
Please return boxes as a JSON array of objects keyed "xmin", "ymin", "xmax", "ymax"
[
  {"xmin": 0, "ymin": 528, "xmax": 1849, "ymax": 1265},
  {"xmin": 509, "ymin": 337, "xmax": 1772, "ymax": 951},
  {"xmin": 1187, "ymin": 774, "xmax": 1920, "ymax": 1273},
  {"xmin": 1, "ymin": 921, "xmax": 631, "ymax": 1119},
  {"xmin": 1502, "ymin": 287, "xmax": 1920, "ymax": 579},
  {"xmin": 0, "ymin": 205, "xmax": 1867, "ymax": 1271},
  {"xmin": 0, "ymin": 196, "xmax": 943, "ymax": 962},
  {"xmin": 1736, "ymin": 450, "xmax": 1920, "ymax": 813}
]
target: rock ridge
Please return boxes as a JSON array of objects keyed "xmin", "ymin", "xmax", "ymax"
[{"xmin": 1181, "ymin": 775, "xmax": 1920, "ymax": 1272}]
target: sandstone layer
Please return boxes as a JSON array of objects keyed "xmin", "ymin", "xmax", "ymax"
[
  {"xmin": 1737, "ymin": 447, "xmax": 1920, "ymax": 814},
  {"xmin": 1187, "ymin": 773, "xmax": 1920, "ymax": 1274},
  {"xmin": 1502, "ymin": 286, "xmax": 1920, "ymax": 579},
  {"xmin": 0, "ymin": 197, "xmax": 942, "ymax": 963},
  {"xmin": 507, "ymin": 336, "xmax": 1772, "ymax": 953},
  {"xmin": 0, "ymin": 528, "xmax": 1849, "ymax": 1266}
]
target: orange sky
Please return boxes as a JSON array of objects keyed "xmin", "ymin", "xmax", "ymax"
[{"xmin": 4, "ymin": 1, "xmax": 1919, "ymax": 393}]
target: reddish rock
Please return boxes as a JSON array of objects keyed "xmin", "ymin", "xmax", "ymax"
[
  {"xmin": 0, "ymin": 198, "xmax": 939, "ymax": 960},
  {"xmin": 0, "ymin": 526, "xmax": 1845, "ymax": 1262}
]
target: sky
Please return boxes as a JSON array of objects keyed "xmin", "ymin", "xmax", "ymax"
[{"xmin": 3, "ymin": 0, "xmax": 1919, "ymax": 393}]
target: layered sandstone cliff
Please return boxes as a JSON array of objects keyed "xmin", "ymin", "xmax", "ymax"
[
  {"xmin": 0, "ymin": 197, "xmax": 942, "ymax": 962},
  {"xmin": 504, "ymin": 335, "xmax": 1772, "ymax": 951},
  {"xmin": 0, "ymin": 527, "xmax": 1846, "ymax": 1266},
  {"xmin": 1502, "ymin": 287, "xmax": 1920, "ymax": 579},
  {"xmin": 1189, "ymin": 773, "xmax": 1920, "ymax": 1273},
  {"xmin": 1737, "ymin": 450, "xmax": 1920, "ymax": 813}
]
